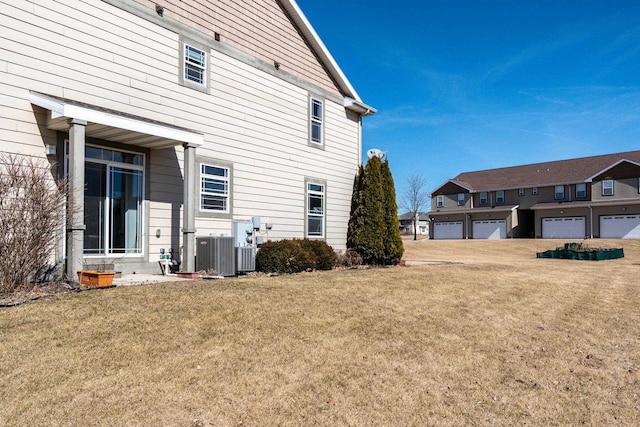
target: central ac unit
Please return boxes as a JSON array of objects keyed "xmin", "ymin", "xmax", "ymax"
[
  {"xmin": 195, "ymin": 236, "xmax": 236, "ymax": 276},
  {"xmin": 236, "ymin": 246, "xmax": 256, "ymax": 272}
]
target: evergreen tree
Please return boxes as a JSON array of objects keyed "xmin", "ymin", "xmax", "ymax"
[
  {"xmin": 347, "ymin": 164, "xmax": 364, "ymax": 250},
  {"xmin": 353, "ymin": 156, "xmax": 385, "ymax": 264},
  {"xmin": 381, "ymin": 159, "xmax": 404, "ymax": 264}
]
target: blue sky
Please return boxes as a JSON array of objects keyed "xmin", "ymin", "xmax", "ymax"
[{"xmin": 296, "ymin": 0, "xmax": 640, "ymax": 203}]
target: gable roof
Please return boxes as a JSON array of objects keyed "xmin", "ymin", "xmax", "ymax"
[
  {"xmin": 281, "ymin": 1, "xmax": 376, "ymax": 115},
  {"xmin": 432, "ymin": 150, "xmax": 640, "ymax": 194}
]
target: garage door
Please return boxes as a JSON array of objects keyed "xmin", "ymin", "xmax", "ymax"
[
  {"xmin": 600, "ymin": 215, "xmax": 640, "ymax": 238},
  {"xmin": 542, "ymin": 217, "xmax": 585, "ymax": 239},
  {"xmin": 473, "ymin": 220, "xmax": 506, "ymax": 239},
  {"xmin": 433, "ymin": 221, "xmax": 463, "ymax": 239}
]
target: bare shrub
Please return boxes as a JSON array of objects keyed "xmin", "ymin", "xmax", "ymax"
[
  {"xmin": 336, "ymin": 249, "xmax": 363, "ymax": 268},
  {"xmin": 0, "ymin": 153, "xmax": 66, "ymax": 294}
]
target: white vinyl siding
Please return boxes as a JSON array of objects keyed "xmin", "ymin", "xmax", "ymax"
[{"xmin": 1, "ymin": 0, "xmax": 362, "ymax": 253}]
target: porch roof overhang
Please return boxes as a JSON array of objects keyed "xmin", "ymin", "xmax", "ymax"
[
  {"xmin": 428, "ymin": 205, "xmax": 519, "ymax": 216},
  {"xmin": 530, "ymin": 198, "xmax": 640, "ymax": 210},
  {"xmin": 30, "ymin": 92, "xmax": 204, "ymax": 149}
]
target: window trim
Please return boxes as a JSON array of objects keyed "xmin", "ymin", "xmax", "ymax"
[
  {"xmin": 457, "ymin": 193, "xmax": 465, "ymax": 206},
  {"xmin": 179, "ymin": 37, "xmax": 210, "ymax": 93},
  {"xmin": 554, "ymin": 185, "xmax": 565, "ymax": 200},
  {"xmin": 309, "ymin": 96, "xmax": 324, "ymax": 148},
  {"xmin": 496, "ymin": 190, "xmax": 505, "ymax": 204},
  {"xmin": 305, "ymin": 178, "xmax": 326, "ymax": 238},
  {"xmin": 436, "ymin": 195, "xmax": 444, "ymax": 208},
  {"xmin": 195, "ymin": 157, "xmax": 233, "ymax": 219},
  {"xmin": 576, "ymin": 183, "xmax": 587, "ymax": 199},
  {"xmin": 602, "ymin": 180, "xmax": 614, "ymax": 196}
]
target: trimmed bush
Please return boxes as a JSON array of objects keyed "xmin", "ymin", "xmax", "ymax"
[
  {"xmin": 300, "ymin": 239, "xmax": 337, "ymax": 271},
  {"xmin": 256, "ymin": 239, "xmax": 337, "ymax": 274}
]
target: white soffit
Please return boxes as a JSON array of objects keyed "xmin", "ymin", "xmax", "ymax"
[{"xmin": 30, "ymin": 92, "xmax": 203, "ymax": 148}]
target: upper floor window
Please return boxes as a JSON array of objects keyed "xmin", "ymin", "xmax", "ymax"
[
  {"xmin": 457, "ymin": 193, "xmax": 465, "ymax": 206},
  {"xmin": 532, "ymin": 187, "xmax": 539, "ymax": 195},
  {"xmin": 436, "ymin": 195, "xmax": 444, "ymax": 208},
  {"xmin": 310, "ymin": 97, "xmax": 324, "ymax": 146},
  {"xmin": 479, "ymin": 192, "xmax": 487, "ymax": 205},
  {"xmin": 555, "ymin": 185, "xmax": 565, "ymax": 200},
  {"xmin": 602, "ymin": 180, "xmax": 614, "ymax": 196},
  {"xmin": 184, "ymin": 44, "xmax": 206, "ymax": 86},
  {"xmin": 200, "ymin": 164, "xmax": 229, "ymax": 212},
  {"xmin": 496, "ymin": 190, "xmax": 505, "ymax": 204},
  {"xmin": 306, "ymin": 181, "xmax": 325, "ymax": 237},
  {"xmin": 518, "ymin": 188, "xmax": 525, "ymax": 196},
  {"xmin": 576, "ymin": 183, "xmax": 587, "ymax": 198}
]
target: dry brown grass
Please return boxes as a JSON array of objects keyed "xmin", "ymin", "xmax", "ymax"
[{"xmin": 1, "ymin": 239, "xmax": 639, "ymax": 426}]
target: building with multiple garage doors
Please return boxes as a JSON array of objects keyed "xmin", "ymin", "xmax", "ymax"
[{"xmin": 428, "ymin": 150, "xmax": 640, "ymax": 240}]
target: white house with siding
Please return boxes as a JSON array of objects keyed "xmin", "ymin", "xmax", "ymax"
[{"xmin": 0, "ymin": 0, "xmax": 375, "ymax": 278}]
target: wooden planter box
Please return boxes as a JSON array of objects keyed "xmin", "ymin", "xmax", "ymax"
[{"xmin": 78, "ymin": 270, "xmax": 115, "ymax": 287}]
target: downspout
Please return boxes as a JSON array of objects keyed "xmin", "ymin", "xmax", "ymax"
[{"xmin": 589, "ymin": 205, "xmax": 593, "ymax": 239}]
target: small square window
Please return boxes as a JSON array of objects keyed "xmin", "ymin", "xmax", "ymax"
[{"xmin": 602, "ymin": 180, "xmax": 614, "ymax": 196}]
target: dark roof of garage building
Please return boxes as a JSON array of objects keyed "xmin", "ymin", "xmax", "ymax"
[{"xmin": 432, "ymin": 150, "xmax": 640, "ymax": 194}]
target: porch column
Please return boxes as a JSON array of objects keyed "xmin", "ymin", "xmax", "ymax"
[
  {"xmin": 182, "ymin": 143, "xmax": 197, "ymax": 272},
  {"xmin": 66, "ymin": 118, "xmax": 87, "ymax": 281}
]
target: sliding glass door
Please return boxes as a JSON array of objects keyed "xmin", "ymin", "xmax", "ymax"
[{"xmin": 82, "ymin": 146, "xmax": 144, "ymax": 256}]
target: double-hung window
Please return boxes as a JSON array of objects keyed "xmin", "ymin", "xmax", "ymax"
[
  {"xmin": 436, "ymin": 195, "xmax": 444, "ymax": 208},
  {"xmin": 457, "ymin": 193, "xmax": 465, "ymax": 206},
  {"xmin": 306, "ymin": 182, "xmax": 325, "ymax": 237},
  {"xmin": 576, "ymin": 183, "xmax": 587, "ymax": 198},
  {"xmin": 555, "ymin": 185, "xmax": 565, "ymax": 200},
  {"xmin": 496, "ymin": 190, "xmax": 505, "ymax": 204},
  {"xmin": 518, "ymin": 188, "xmax": 525, "ymax": 196},
  {"xmin": 184, "ymin": 44, "xmax": 206, "ymax": 86},
  {"xmin": 200, "ymin": 164, "xmax": 229, "ymax": 212},
  {"xmin": 479, "ymin": 192, "xmax": 487, "ymax": 205},
  {"xmin": 602, "ymin": 180, "xmax": 614, "ymax": 196},
  {"xmin": 310, "ymin": 97, "xmax": 323, "ymax": 146}
]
